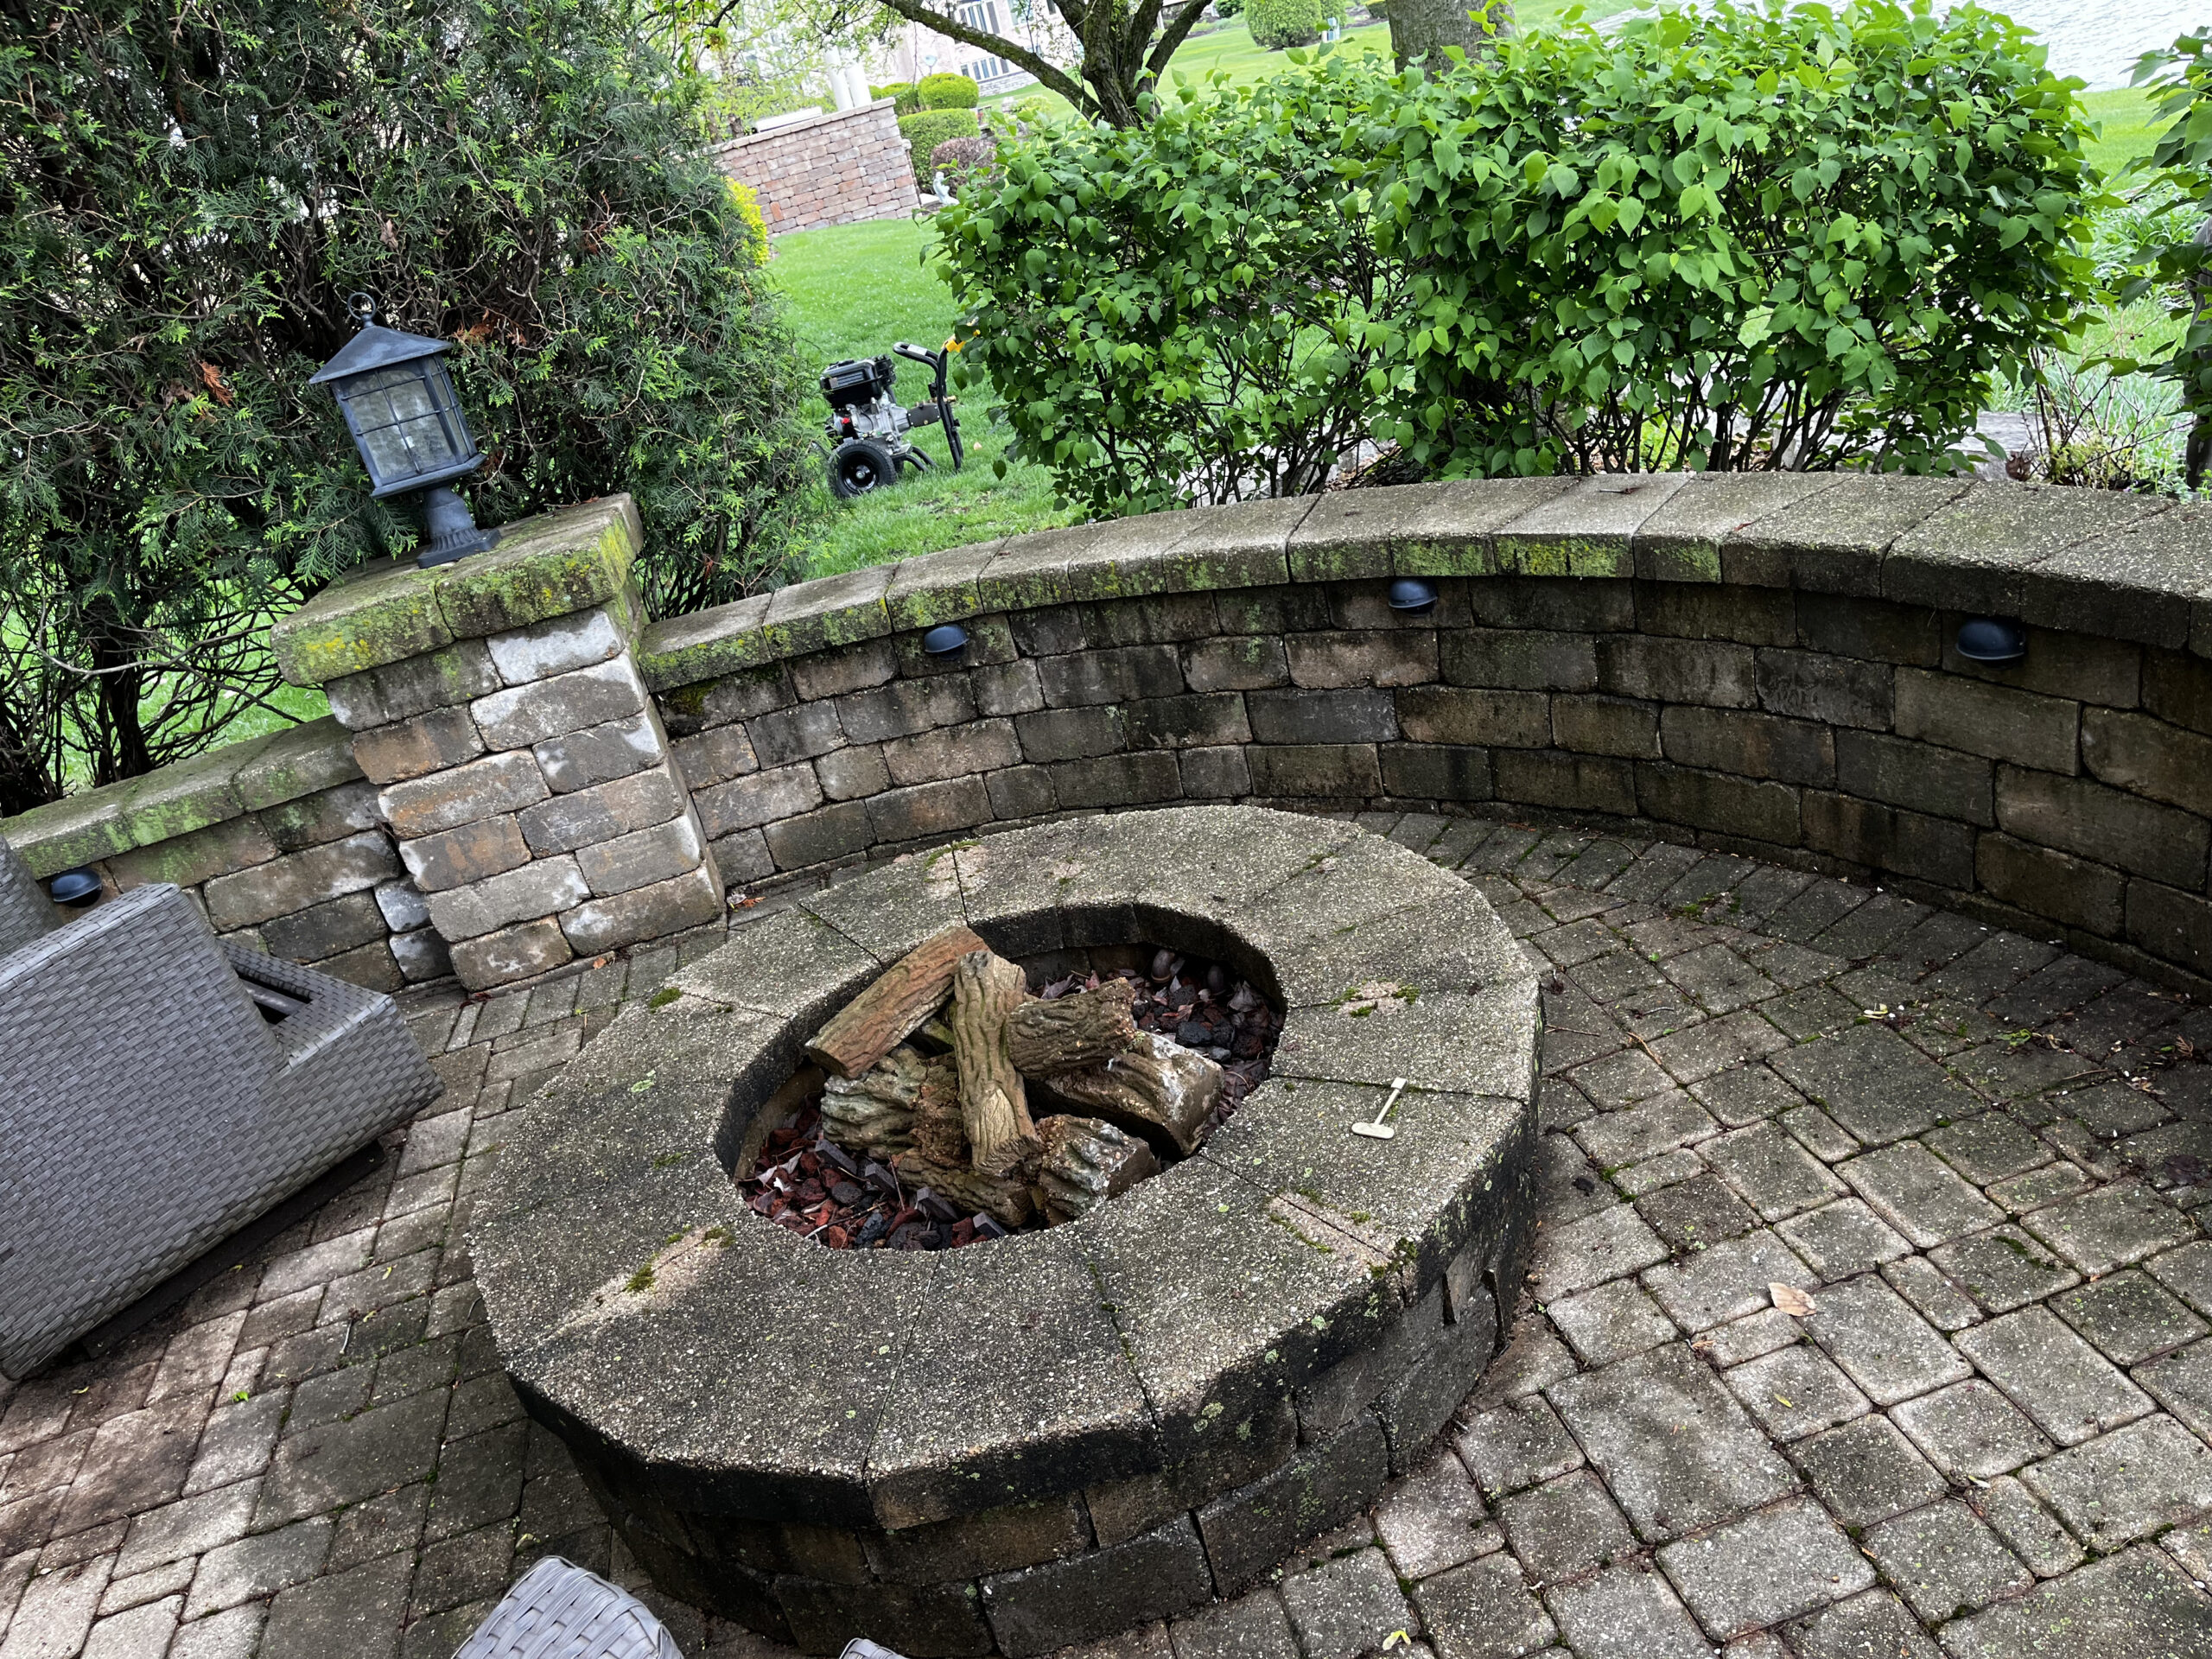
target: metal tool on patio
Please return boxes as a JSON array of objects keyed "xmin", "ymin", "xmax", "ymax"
[{"xmin": 1351, "ymin": 1076, "xmax": 1409, "ymax": 1140}]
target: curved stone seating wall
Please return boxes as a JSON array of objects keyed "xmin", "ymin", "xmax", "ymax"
[
  {"xmin": 0, "ymin": 715, "xmax": 444, "ymax": 991},
  {"xmin": 639, "ymin": 475, "xmax": 2212, "ymax": 994},
  {"xmin": 471, "ymin": 809, "xmax": 1542, "ymax": 1657},
  {"xmin": 10, "ymin": 474, "xmax": 2212, "ymax": 997}
]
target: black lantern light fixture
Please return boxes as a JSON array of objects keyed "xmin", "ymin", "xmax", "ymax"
[
  {"xmin": 921, "ymin": 623, "xmax": 971, "ymax": 657},
  {"xmin": 1387, "ymin": 577, "xmax": 1439, "ymax": 614},
  {"xmin": 311, "ymin": 294, "xmax": 499, "ymax": 569},
  {"xmin": 1955, "ymin": 617, "xmax": 2027, "ymax": 664}
]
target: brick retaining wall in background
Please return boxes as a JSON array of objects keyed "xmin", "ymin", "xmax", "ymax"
[{"xmin": 709, "ymin": 101, "xmax": 918, "ymax": 235}]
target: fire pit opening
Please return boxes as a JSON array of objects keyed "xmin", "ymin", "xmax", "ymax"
[{"xmin": 736, "ymin": 934, "xmax": 1286, "ymax": 1249}]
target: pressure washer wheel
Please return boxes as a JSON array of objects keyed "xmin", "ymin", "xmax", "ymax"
[{"xmin": 828, "ymin": 438, "xmax": 897, "ymax": 499}]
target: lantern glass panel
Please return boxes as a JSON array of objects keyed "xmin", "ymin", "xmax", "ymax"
[{"xmin": 343, "ymin": 360, "xmax": 471, "ymax": 488}]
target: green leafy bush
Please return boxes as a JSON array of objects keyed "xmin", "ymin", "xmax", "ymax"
[
  {"xmin": 872, "ymin": 79, "xmax": 921, "ymax": 113},
  {"xmin": 941, "ymin": 2, "xmax": 2104, "ymax": 518},
  {"xmin": 918, "ymin": 71, "xmax": 982, "ymax": 109},
  {"xmin": 1246, "ymin": 0, "xmax": 1325, "ymax": 50},
  {"xmin": 901, "ymin": 109, "xmax": 983, "ymax": 184},
  {"xmin": 937, "ymin": 65, "xmax": 1408, "ymax": 513},
  {"xmin": 1213, "ymin": 0, "xmax": 1245, "ymax": 16},
  {"xmin": 0, "ymin": 0, "xmax": 814, "ymax": 808},
  {"xmin": 1373, "ymin": 1, "xmax": 2105, "ymax": 474},
  {"xmin": 2113, "ymin": 28, "xmax": 2212, "ymax": 486}
]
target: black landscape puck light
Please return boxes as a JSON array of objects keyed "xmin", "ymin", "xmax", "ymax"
[
  {"xmin": 46, "ymin": 869, "xmax": 102, "ymax": 908},
  {"xmin": 1955, "ymin": 616, "xmax": 2028, "ymax": 664},
  {"xmin": 1387, "ymin": 577, "xmax": 1439, "ymax": 614}
]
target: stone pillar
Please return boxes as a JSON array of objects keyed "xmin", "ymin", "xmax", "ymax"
[{"xmin": 271, "ymin": 497, "xmax": 722, "ymax": 990}]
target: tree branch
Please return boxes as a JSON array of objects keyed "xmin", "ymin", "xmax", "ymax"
[
  {"xmin": 869, "ymin": 0, "xmax": 1094, "ymax": 111},
  {"xmin": 1146, "ymin": 0, "xmax": 1211, "ymax": 79},
  {"xmin": 1128, "ymin": 0, "xmax": 1166, "ymax": 65}
]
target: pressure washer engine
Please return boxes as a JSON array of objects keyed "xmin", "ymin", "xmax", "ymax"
[{"xmin": 819, "ymin": 340, "xmax": 964, "ymax": 499}]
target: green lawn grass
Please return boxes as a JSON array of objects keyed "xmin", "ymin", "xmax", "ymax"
[
  {"xmin": 2082, "ymin": 86, "xmax": 2166, "ymax": 184},
  {"xmin": 184, "ymin": 682, "xmax": 330, "ymax": 749}
]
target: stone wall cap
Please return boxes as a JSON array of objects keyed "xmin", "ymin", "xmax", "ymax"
[
  {"xmin": 712, "ymin": 99, "xmax": 899, "ymax": 151},
  {"xmin": 637, "ymin": 478, "xmax": 2212, "ymax": 696},
  {"xmin": 0, "ymin": 715, "xmax": 361, "ymax": 879},
  {"xmin": 271, "ymin": 495, "xmax": 642, "ymax": 687}
]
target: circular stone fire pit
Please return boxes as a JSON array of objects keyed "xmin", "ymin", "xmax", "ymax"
[{"xmin": 472, "ymin": 806, "xmax": 1542, "ymax": 1659}]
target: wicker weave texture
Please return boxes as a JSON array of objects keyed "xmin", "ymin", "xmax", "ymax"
[
  {"xmin": 0, "ymin": 881, "xmax": 441, "ymax": 1378},
  {"xmin": 0, "ymin": 835, "xmax": 57, "ymax": 959},
  {"xmin": 454, "ymin": 1556, "xmax": 683, "ymax": 1659}
]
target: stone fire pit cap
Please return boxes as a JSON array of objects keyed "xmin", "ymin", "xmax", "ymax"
[{"xmin": 470, "ymin": 806, "xmax": 1541, "ymax": 1534}]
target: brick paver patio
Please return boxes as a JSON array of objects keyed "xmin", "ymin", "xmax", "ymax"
[{"xmin": 4, "ymin": 814, "xmax": 2210, "ymax": 1659}]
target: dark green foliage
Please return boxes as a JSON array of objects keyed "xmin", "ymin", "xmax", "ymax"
[
  {"xmin": 0, "ymin": 0, "xmax": 814, "ymax": 808},
  {"xmin": 938, "ymin": 3, "xmax": 2102, "ymax": 516},
  {"xmin": 900, "ymin": 109, "xmax": 982, "ymax": 183},
  {"xmin": 918, "ymin": 71, "xmax": 982, "ymax": 109},
  {"xmin": 1213, "ymin": 0, "xmax": 1244, "ymax": 15},
  {"xmin": 2113, "ymin": 29, "xmax": 2212, "ymax": 486},
  {"xmin": 872, "ymin": 79, "xmax": 922, "ymax": 113},
  {"xmin": 1245, "ymin": 0, "xmax": 1325, "ymax": 49},
  {"xmin": 937, "ymin": 67, "xmax": 1407, "ymax": 514}
]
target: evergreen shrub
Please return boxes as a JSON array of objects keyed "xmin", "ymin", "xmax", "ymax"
[
  {"xmin": 901, "ymin": 109, "xmax": 983, "ymax": 183},
  {"xmin": 0, "ymin": 0, "xmax": 814, "ymax": 806},
  {"xmin": 918, "ymin": 71, "xmax": 982, "ymax": 108},
  {"xmin": 1246, "ymin": 0, "xmax": 1325, "ymax": 50}
]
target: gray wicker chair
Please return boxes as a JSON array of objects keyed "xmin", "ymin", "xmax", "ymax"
[
  {"xmin": 0, "ymin": 837, "xmax": 58, "ymax": 957},
  {"xmin": 454, "ymin": 1557, "xmax": 683, "ymax": 1659},
  {"xmin": 0, "ymin": 836, "xmax": 442, "ymax": 1378}
]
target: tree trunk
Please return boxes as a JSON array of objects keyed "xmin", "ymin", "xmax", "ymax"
[
  {"xmin": 1388, "ymin": 0, "xmax": 1512, "ymax": 70},
  {"xmin": 1038, "ymin": 1116, "xmax": 1159, "ymax": 1224},
  {"xmin": 950, "ymin": 948, "xmax": 1039, "ymax": 1176},
  {"xmin": 1032, "ymin": 1033, "xmax": 1223, "ymax": 1155},
  {"xmin": 892, "ymin": 1149, "xmax": 1037, "ymax": 1229},
  {"xmin": 805, "ymin": 925, "xmax": 989, "ymax": 1079},
  {"xmin": 89, "ymin": 619, "xmax": 151, "ymax": 785},
  {"xmin": 1007, "ymin": 979, "xmax": 1142, "ymax": 1076}
]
